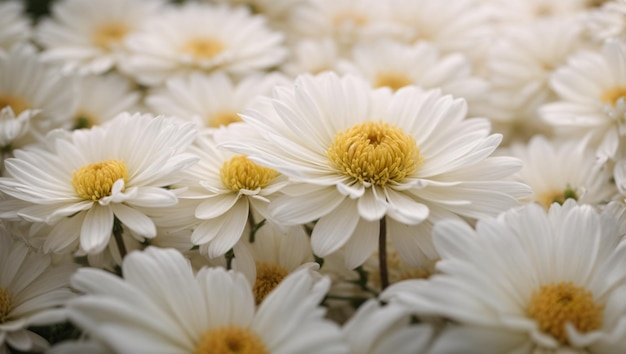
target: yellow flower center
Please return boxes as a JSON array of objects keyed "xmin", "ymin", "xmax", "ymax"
[
  {"xmin": 210, "ymin": 111, "xmax": 242, "ymax": 128},
  {"xmin": 72, "ymin": 112, "xmax": 97, "ymax": 130},
  {"xmin": 538, "ymin": 187, "xmax": 578, "ymax": 209},
  {"xmin": 93, "ymin": 23, "xmax": 130, "ymax": 49},
  {"xmin": 374, "ymin": 73, "xmax": 413, "ymax": 92},
  {"xmin": 220, "ymin": 155, "xmax": 279, "ymax": 193},
  {"xmin": 601, "ymin": 87, "xmax": 626, "ymax": 106},
  {"xmin": 195, "ymin": 325, "xmax": 268, "ymax": 354},
  {"xmin": 366, "ymin": 248, "xmax": 435, "ymax": 290},
  {"xmin": 0, "ymin": 288, "xmax": 12, "ymax": 323},
  {"xmin": 253, "ymin": 262, "xmax": 288, "ymax": 305},
  {"xmin": 182, "ymin": 38, "xmax": 225, "ymax": 60},
  {"xmin": 527, "ymin": 282, "xmax": 603, "ymax": 345},
  {"xmin": 72, "ymin": 159, "xmax": 128, "ymax": 201},
  {"xmin": 0, "ymin": 95, "xmax": 29, "ymax": 116},
  {"xmin": 327, "ymin": 121, "xmax": 422, "ymax": 186}
]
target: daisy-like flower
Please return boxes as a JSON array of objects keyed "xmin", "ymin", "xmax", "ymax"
[
  {"xmin": 67, "ymin": 247, "xmax": 348, "ymax": 354},
  {"xmin": 382, "ymin": 201, "xmax": 626, "ymax": 352},
  {"xmin": 0, "ymin": 227, "xmax": 78, "ymax": 354},
  {"xmin": 587, "ymin": 0, "xmax": 626, "ymax": 41},
  {"xmin": 71, "ymin": 72, "xmax": 141, "ymax": 130},
  {"xmin": 507, "ymin": 135, "xmax": 617, "ymax": 209},
  {"xmin": 342, "ymin": 299, "xmax": 434, "ymax": 354},
  {"xmin": 336, "ymin": 40, "xmax": 490, "ymax": 115},
  {"xmin": 121, "ymin": 3, "xmax": 287, "ymax": 86},
  {"xmin": 389, "ymin": 0, "xmax": 494, "ymax": 65},
  {"xmin": 145, "ymin": 71, "xmax": 289, "ymax": 129},
  {"xmin": 36, "ymin": 0, "xmax": 164, "ymax": 75},
  {"xmin": 540, "ymin": 38, "xmax": 626, "ymax": 159},
  {"xmin": 487, "ymin": 18, "xmax": 586, "ymax": 143},
  {"xmin": 230, "ymin": 221, "xmax": 315, "ymax": 305},
  {"xmin": 172, "ymin": 132, "xmax": 288, "ymax": 259},
  {"xmin": 219, "ymin": 72, "xmax": 530, "ymax": 270},
  {"xmin": 0, "ymin": 113, "xmax": 198, "ymax": 256},
  {"xmin": 0, "ymin": 1, "xmax": 31, "ymax": 51},
  {"xmin": 0, "ymin": 44, "xmax": 76, "ymax": 151}
]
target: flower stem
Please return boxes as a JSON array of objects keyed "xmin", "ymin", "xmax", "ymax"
[
  {"xmin": 378, "ymin": 217, "xmax": 389, "ymax": 291},
  {"xmin": 112, "ymin": 216, "xmax": 127, "ymax": 259}
]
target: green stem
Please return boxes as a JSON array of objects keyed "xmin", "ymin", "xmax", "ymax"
[
  {"xmin": 112, "ymin": 216, "xmax": 127, "ymax": 260},
  {"xmin": 225, "ymin": 248, "xmax": 235, "ymax": 270},
  {"xmin": 378, "ymin": 217, "xmax": 389, "ymax": 291}
]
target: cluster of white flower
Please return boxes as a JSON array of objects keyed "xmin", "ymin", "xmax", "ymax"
[{"xmin": 1, "ymin": 0, "xmax": 626, "ymax": 352}]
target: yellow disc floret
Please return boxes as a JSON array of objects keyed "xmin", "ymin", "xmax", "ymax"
[
  {"xmin": 72, "ymin": 159, "xmax": 128, "ymax": 201},
  {"xmin": 0, "ymin": 288, "xmax": 12, "ymax": 323},
  {"xmin": 220, "ymin": 155, "xmax": 279, "ymax": 193},
  {"xmin": 210, "ymin": 111, "xmax": 242, "ymax": 128},
  {"xmin": 527, "ymin": 282, "xmax": 603, "ymax": 345},
  {"xmin": 253, "ymin": 262, "xmax": 288, "ymax": 305},
  {"xmin": 374, "ymin": 73, "xmax": 413, "ymax": 92},
  {"xmin": 538, "ymin": 186, "xmax": 578, "ymax": 209},
  {"xmin": 195, "ymin": 325, "xmax": 268, "ymax": 354},
  {"xmin": 182, "ymin": 38, "xmax": 225, "ymax": 60},
  {"xmin": 327, "ymin": 121, "xmax": 422, "ymax": 186},
  {"xmin": 93, "ymin": 23, "xmax": 130, "ymax": 49},
  {"xmin": 0, "ymin": 95, "xmax": 29, "ymax": 116},
  {"xmin": 601, "ymin": 87, "xmax": 626, "ymax": 106}
]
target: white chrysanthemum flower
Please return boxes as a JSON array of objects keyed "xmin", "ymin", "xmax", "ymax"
[
  {"xmin": 389, "ymin": 0, "xmax": 494, "ymax": 65},
  {"xmin": 0, "ymin": 1, "xmax": 31, "ymax": 51},
  {"xmin": 121, "ymin": 3, "xmax": 287, "ymax": 86},
  {"xmin": 230, "ymin": 221, "xmax": 315, "ymax": 305},
  {"xmin": 487, "ymin": 18, "xmax": 586, "ymax": 142},
  {"xmin": 507, "ymin": 135, "xmax": 617, "ymax": 209},
  {"xmin": 219, "ymin": 72, "xmax": 530, "ymax": 269},
  {"xmin": 342, "ymin": 299, "xmax": 434, "ymax": 354},
  {"xmin": 36, "ymin": 0, "xmax": 164, "ymax": 75},
  {"xmin": 280, "ymin": 37, "xmax": 341, "ymax": 77},
  {"xmin": 285, "ymin": 0, "xmax": 403, "ymax": 51},
  {"xmin": 173, "ymin": 132, "xmax": 288, "ymax": 259},
  {"xmin": 337, "ymin": 40, "xmax": 490, "ymax": 116},
  {"xmin": 0, "ymin": 113, "xmax": 198, "ymax": 255},
  {"xmin": 71, "ymin": 73, "xmax": 141, "ymax": 130},
  {"xmin": 540, "ymin": 39, "xmax": 626, "ymax": 159},
  {"xmin": 67, "ymin": 247, "xmax": 348, "ymax": 354},
  {"xmin": 0, "ymin": 44, "xmax": 76, "ymax": 150},
  {"xmin": 146, "ymin": 71, "xmax": 289, "ymax": 129},
  {"xmin": 382, "ymin": 201, "xmax": 626, "ymax": 352},
  {"xmin": 0, "ymin": 228, "xmax": 78, "ymax": 354}
]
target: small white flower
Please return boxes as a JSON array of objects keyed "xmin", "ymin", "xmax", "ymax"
[
  {"xmin": 121, "ymin": 3, "xmax": 287, "ymax": 86},
  {"xmin": 0, "ymin": 113, "xmax": 198, "ymax": 255},
  {"xmin": 0, "ymin": 227, "xmax": 78, "ymax": 353},
  {"xmin": 67, "ymin": 247, "xmax": 348, "ymax": 354},
  {"xmin": 383, "ymin": 201, "xmax": 626, "ymax": 352},
  {"xmin": 36, "ymin": 0, "xmax": 164, "ymax": 75},
  {"xmin": 507, "ymin": 135, "xmax": 617, "ymax": 208}
]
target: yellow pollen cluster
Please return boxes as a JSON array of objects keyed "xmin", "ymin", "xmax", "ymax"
[
  {"xmin": 0, "ymin": 288, "xmax": 12, "ymax": 323},
  {"xmin": 182, "ymin": 38, "xmax": 225, "ymax": 60},
  {"xmin": 220, "ymin": 155, "xmax": 279, "ymax": 193},
  {"xmin": 253, "ymin": 262, "xmax": 288, "ymax": 305},
  {"xmin": 71, "ymin": 159, "xmax": 128, "ymax": 201},
  {"xmin": 0, "ymin": 95, "xmax": 29, "ymax": 116},
  {"xmin": 195, "ymin": 325, "xmax": 268, "ymax": 354},
  {"xmin": 527, "ymin": 282, "xmax": 603, "ymax": 345},
  {"xmin": 539, "ymin": 187, "xmax": 578, "ymax": 209},
  {"xmin": 92, "ymin": 23, "xmax": 129, "ymax": 49},
  {"xmin": 327, "ymin": 121, "xmax": 422, "ymax": 186},
  {"xmin": 374, "ymin": 73, "xmax": 413, "ymax": 92},
  {"xmin": 601, "ymin": 87, "xmax": 626, "ymax": 106},
  {"xmin": 210, "ymin": 111, "xmax": 242, "ymax": 128}
]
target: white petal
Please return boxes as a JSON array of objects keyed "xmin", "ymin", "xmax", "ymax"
[
  {"xmin": 80, "ymin": 205, "xmax": 114, "ymax": 254},
  {"xmin": 311, "ymin": 198, "xmax": 359, "ymax": 257},
  {"xmin": 111, "ymin": 203, "xmax": 157, "ymax": 238}
]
